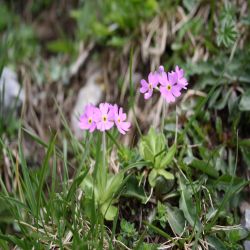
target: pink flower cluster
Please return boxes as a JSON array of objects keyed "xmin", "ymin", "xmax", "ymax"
[
  {"xmin": 140, "ymin": 65, "xmax": 188, "ymax": 103},
  {"xmin": 79, "ymin": 103, "xmax": 131, "ymax": 134}
]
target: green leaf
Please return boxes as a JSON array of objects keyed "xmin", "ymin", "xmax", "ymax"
[
  {"xmin": 37, "ymin": 134, "xmax": 57, "ymax": 216},
  {"xmin": 216, "ymin": 19, "xmax": 237, "ymax": 48},
  {"xmin": 179, "ymin": 176, "xmax": 202, "ymax": 231},
  {"xmin": 213, "ymin": 175, "xmax": 250, "ymax": 193},
  {"xmin": 206, "ymin": 236, "xmax": 227, "ymax": 250},
  {"xmin": 139, "ymin": 127, "xmax": 169, "ymax": 169},
  {"xmin": 143, "ymin": 221, "xmax": 173, "ymax": 241},
  {"xmin": 107, "ymin": 36, "xmax": 128, "ymax": 47},
  {"xmin": 239, "ymin": 90, "xmax": 250, "ymax": 111},
  {"xmin": 239, "ymin": 139, "xmax": 250, "ymax": 148},
  {"xmin": 120, "ymin": 218, "xmax": 137, "ymax": 236},
  {"xmin": 214, "ymin": 88, "xmax": 232, "ymax": 110},
  {"xmin": 0, "ymin": 4, "xmax": 14, "ymax": 31},
  {"xmin": 0, "ymin": 234, "xmax": 26, "ymax": 249},
  {"xmin": 66, "ymin": 169, "xmax": 89, "ymax": 202},
  {"xmin": 80, "ymin": 175, "xmax": 99, "ymax": 201},
  {"xmin": 101, "ymin": 203, "xmax": 118, "ymax": 221},
  {"xmin": 92, "ymin": 22, "xmax": 111, "ymax": 37},
  {"xmin": 166, "ymin": 205, "xmax": 185, "ymax": 236},
  {"xmin": 241, "ymin": 146, "xmax": 250, "ymax": 167},
  {"xmin": 148, "ymin": 169, "xmax": 157, "ymax": 187},
  {"xmin": 227, "ymin": 227, "xmax": 249, "ymax": 242},
  {"xmin": 139, "ymin": 128, "xmax": 165, "ymax": 166},
  {"xmin": 139, "ymin": 141, "xmax": 155, "ymax": 164},
  {"xmin": 46, "ymin": 39, "xmax": 74, "ymax": 53},
  {"xmin": 157, "ymin": 169, "xmax": 174, "ymax": 181},
  {"xmin": 158, "ymin": 144, "xmax": 176, "ymax": 169},
  {"xmin": 101, "ymin": 172, "xmax": 124, "ymax": 204},
  {"xmin": 122, "ymin": 176, "xmax": 147, "ymax": 202},
  {"xmin": 188, "ymin": 158, "xmax": 219, "ymax": 178}
]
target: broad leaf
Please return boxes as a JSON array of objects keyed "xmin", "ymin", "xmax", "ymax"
[
  {"xmin": 239, "ymin": 90, "xmax": 250, "ymax": 111},
  {"xmin": 206, "ymin": 236, "xmax": 227, "ymax": 250},
  {"xmin": 139, "ymin": 127, "xmax": 175, "ymax": 170},
  {"xmin": 101, "ymin": 172, "xmax": 124, "ymax": 204},
  {"xmin": 122, "ymin": 176, "xmax": 147, "ymax": 202},
  {"xmin": 166, "ymin": 204, "xmax": 185, "ymax": 236},
  {"xmin": 101, "ymin": 203, "xmax": 118, "ymax": 221},
  {"xmin": 179, "ymin": 176, "xmax": 202, "ymax": 231},
  {"xmin": 157, "ymin": 169, "xmax": 174, "ymax": 181},
  {"xmin": 148, "ymin": 169, "xmax": 157, "ymax": 187},
  {"xmin": 139, "ymin": 127, "xmax": 165, "ymax": 165},
  {"xmin": 158, "ymin": 144, "xmax": 176, "ymax": 169},
  {"xmin": 187, "ymin": 157, "xmax": 219, "ymax": 178}
]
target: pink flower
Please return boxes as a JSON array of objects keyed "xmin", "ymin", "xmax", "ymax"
[
  {"xmin": 159, "ymin": 71, "xmax": 181, "ymax": 103},
  {"xmin": 158, "ymin": 65, "xmax": 165, "ymax": 74},
  {"xmin": 79, "ymin": 104, "xmax": 98, "ymax": 132},
  {"xmin": 111, "ymin": 104, "xmax": 131, "ymax": 134},
  {"xmin": 175, "ymin": 65, "xmax": 188, "ymax": 89},
  {"xmin": 140, "ymin": 72, "xmax": 158, "ymax": 99},
  {"xmin": 95, "ymin": 103, "xmax": 114, "ymax": 132}
]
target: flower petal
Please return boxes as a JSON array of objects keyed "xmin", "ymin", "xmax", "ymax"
[
  {"xmin": 144, "ymin": 89, "xmax": 153, "ymax": 99},
  {"xmin": 105, "ymin": 121, "xmax": 114, "ymax": 130},
  {"xmin": 140, "ymin": 79, "xmax": 148, "ymax": 87},
  {"xmin": 172, "ymin": 85, "xmax": 182, "ymax": 97},
  {"xmin": 168, "ymin": 72, "xmax": 177, "ymax": 85},
  {"xmin": 89, "ymin": 123, "xmax": 96, "ymax": 132},
  {"xmin": 158, "ymin": 72, "xmax": 168, "ymax": 86},
  {"xmin": 79, "ymin": 119, "xmax": 90, "ymax": 130},
  {"xmin": 99, "ymin": 103, "xmax": 109, "ymax": 114}
]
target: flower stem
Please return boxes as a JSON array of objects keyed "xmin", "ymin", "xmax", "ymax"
[
  {"xmin": 102, "ymin": 132, "xmax": 107, "ymax": 190},
  {"xmin": 175, "ymin": 105, "xmax": 178, "ymax": 144},
  {"xmin": 161, "ymin": 100, "xmax": 166, "ymax": 133}
]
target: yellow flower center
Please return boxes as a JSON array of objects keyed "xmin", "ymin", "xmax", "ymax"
[
  {"xmin": 167, "ymin": 85, "xmax": 172, "ymax": 91},
  {"xmin": 88, "ymin": 118, "xmax": 92, "ymax": 124},
  {"xmin": 149, "ymin": 83, "xmax": 153, "ymax": 89},
  {"xmin": 102, "ymin": 115, "xmax": 107, "ymax": 122},
  {"xmin": 117, "ymin": 117, "xmax": 121, "ymax": 123}
]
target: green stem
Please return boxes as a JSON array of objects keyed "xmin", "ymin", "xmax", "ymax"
[
  {"xmin": 102, "ymin": 132, "xmax": 107, "ymax": 190},
  {"xmin": 175, "ymin": 105, "xmax": 178, "ymax": 144},
  {"xmin": 132, "ymin": 105, "xmax": 142, "ymax": 136},
  {"xmin": 99, "ymin": 212, "xmax": 104, "ymax": 249},
  {"xmin": 161, "ymin": 100, "xmax": 166, "ymax": 133}
]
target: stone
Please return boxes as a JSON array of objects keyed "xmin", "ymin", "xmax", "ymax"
[
  {"xmin": 244, "ymin": 241, "xmax": 250, "ymax": 250},
  {"xmin": 0, "ymin": 67, "xmax": 24, "ymax": 116},
  {"xmin": 245, "ymin": 209, "xmax": 250, "ymax": 230},
  {"xmin": 71, "ymin": 70, "xmax": 102, "ymax": 139}
]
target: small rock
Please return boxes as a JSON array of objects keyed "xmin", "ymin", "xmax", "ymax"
[
  {"xmin": 0, "ymin": 67, "xmax": 25, "ymax": 116},
  {"xmin": 245, "ymin": 209, "xmax": 250, "ymax": 230},
  {"xmin": 71, "ymin": 70, "xmax": 103, "ymax": 139},
  {"xmin": 240, "ymin": 201, "xmax": 250, "ymax": 215},
  {"xmin": 244, "ymin": 240, "xmax": 250, "ymax": 250}
]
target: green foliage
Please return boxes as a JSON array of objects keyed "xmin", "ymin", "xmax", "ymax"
[
  {"xmin": 217, "ymin": 21, "xmax": 237, "ymax": 48},
  {"xmin": 239, "ymin": 90, "xmax": 250, "ymax": 111},
  {"xmin": 0, "ymin": 23, "xmax": 38, "ymax": 69},
  {"xmin": 72, "ymin": 0, "xmax": 158, "ymax": 47},
  {"xmin": 155, "ymin": 201, "xmax": 168, "ymax": 228},
  {"xmin": 139, "ymin": 127, "xmax": 175, "ymax": 187},
  {"xmin": 0, "ymin": 4, "xmax": 16, "ymax": 31},
  {"xmin": 117, "ymin": 219, "xmax": 138, "ymax": 247},
  {"xmin": 216, "ymin": 3, "xmax": 238, "ymax": 48},
  {"xmin": 217, "ymin": 2, "xmax": 238, "ymax": 47},
  {"xmin": 1, "ymin": 0, "xmax": 250, "ymax": 249},
  {"xmin": 81, "ymin": 172, "xmax": 124, "ymax": 221},
  {"xmin": 165, "ymin": 204, "xmax": 185, "ymax": 236},
  {"xmin": 46, "ymin": 39, "xmax": 75, "ymax": 54},
  {"xmin": 178, "ymin": 175, "xmax": 202, "ymax": 231}
]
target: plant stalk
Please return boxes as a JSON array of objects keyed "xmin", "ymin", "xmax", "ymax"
[
  {"xmin": 161, "ymin": 100, "xmax": 166, "ymax": 133},
  {"xmin": 101, "ymin": 132, "xmax": 107, "ymax": 191}
]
